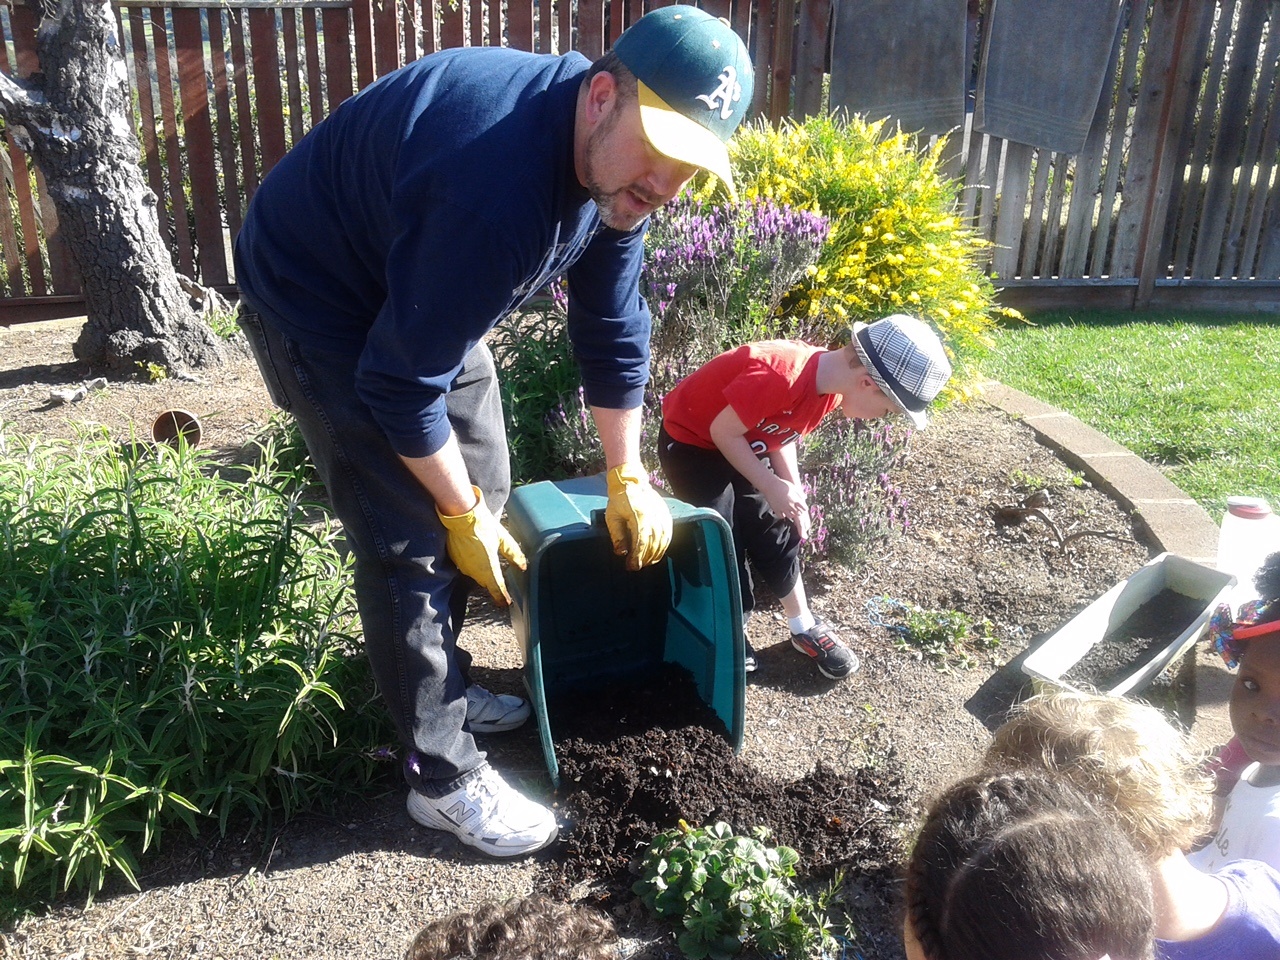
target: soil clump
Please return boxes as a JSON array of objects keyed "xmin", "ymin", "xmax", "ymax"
[{"xmin": 546, "ymin": 666, "xmax": 906, "ymax": 904}]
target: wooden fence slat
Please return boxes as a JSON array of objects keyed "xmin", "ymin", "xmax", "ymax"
[
  {"xmin": 0, "ymin": 146, "xmax": 26, "ymax": 296},
  {"xmin": 281, "ymin": 8, "xmax": 307, "ymax": 146},
  {"xmin": 401, "ymin": 0, "xmax": 418, "ymax": 62},
  {"xmin": 149, "ymin": 7, "xmax": 196, "ymax": 277},
  {"xmin": 1223, "ymin": 15, "xmax": 1280, "ymax": 279},
  {"xmin": 750, "ymin": 0, "xmax": 773, "ymax": 117},
  {"xmin": 1257, "ymin": 181, "xmax": 1280, "ymax": 280},
  {"xmin": 1192, "ymin": 0, "xmax": 1268, "ymax": 279},
  {"xmin": 991, "ymin": 142, "xmax": 1033, "ymax": 279},
  {"xmin": 173, "ymin": 8, "xmax": 228, "ymax": 285},
  {"xmin": 1059, "ymin": 12, "xmax": 1125, "ymax": 279},
  {"xmin": 558, "ymin": 0, "xmax": 572, "ymax": 55},
  {"xmin": 1019, "ymin": 150, "xmax": 1053, "ymax": 278},
  {"xmin": 607, "ymin": 0, "xmax": 623, "ymax": 48},
  {"xmin": 351, "ymin": 0, "xmax": 375, "ymax": 85},
  {"xmin": 792, "ymin": 0, "xmax": 826, "ymax": 119},
  {"xmin": 228, "ymin": 9, "xmax": 261, "ymax": 201},
  {"xmin": 249, "ymin": 8, "xmax": 289, "ymax": 174},
  {"xmin": 0, "ymin": 17, "xmax": 35, "ymax": 295},
  {"xmin": 322, "ymin": 6, "xmax": 355, "ymax": 108},
  {"xmin": 486, "ymin": 0, "xmax": 501, "ymax": 47},
  {"xmin": 539, "ymin": 0, "xmax": 557, "ymax": 53},
  {"xmin": 207, "ymin": 11, "xmax": 244, "ymax": 240},
  {"xmin": 1239, "ymin": 35, "xmax": 1280, "ymax": 279},
  {"xmin": 126, "ymin": 9, "xmax": 167, "ymax": 214},
  {"xmin": 768, "ymin": 0, "xmax": 795, "ymax": 124},
  {"xmin": 12, "ymin": 3, "xmax": 75, "ymax": 293},
  {"xmin": 510, "ymin": 0, "xmax": 534, "ymax": 50},
  {"xmin": 1136, "ymin": 0, "xmax": 1209, "ymax": 302},
  {"xmin": 440, "ymin": 0, "xmax": 464, "ymax": 49},
  {"xmin": 1039, "ymin": 153, "xmax": 1071, "ymax": 273},
  {"xmin": 302, "ymin": 8, "xmax": 327, "ymax": 127},
  {"xmin": 578, "ymin": 0, "xmax": 603, "ymax": 59},
  {"xmin": 486, "ymin": 0, "xmax": 499, "ymax": 47},
  {"xmin": 1168, "ymin": 0, "xmax": 1228, "ymax": 278},
  {"xmin": 1111, "ymin": 0, "xmax": 1198, "ymax": 281},
  {"xmin": 975, "ymin": 136, "xmax": 1001, "ymax": 248},
  {"xmin": 372, "ymin": 0, "xmax": 399, "ymax": 72},
  {"xmin": 418, "ymin": 0, "xmax": 438, "ymax": 55},
  {"xmin": 1088, "ymin": 0, "xmax": 1147, "ymax": 277}
]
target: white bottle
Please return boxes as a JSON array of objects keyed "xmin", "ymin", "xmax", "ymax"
[{"xmin": 1217, "ymin": 496, "xmax": 1280, "ymax": 615}]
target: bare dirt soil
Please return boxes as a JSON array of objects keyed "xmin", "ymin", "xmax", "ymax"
[{"xmin": 0, "ymin": 318, "xmax": 1160, "ymax": 960}]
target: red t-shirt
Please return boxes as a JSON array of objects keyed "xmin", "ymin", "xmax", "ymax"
[{"xmin": 661, "ymin": 341, "xmax": 840, "ymax": 455}]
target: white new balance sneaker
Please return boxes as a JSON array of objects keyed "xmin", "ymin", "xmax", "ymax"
[
  {"xmin": 465, "ymin": 685, "xmax": 531, "ymax": 733},
  {"xmin": 406, "ymin": 764, "xmax": 558, "ymax": 858}
]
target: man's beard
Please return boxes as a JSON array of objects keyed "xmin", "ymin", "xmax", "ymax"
[{"xmin": 582, "ymin": 115, "xmax": 658, "ymax": 232}]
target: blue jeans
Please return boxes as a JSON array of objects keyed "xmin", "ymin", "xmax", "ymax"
[{"xmin": 238, "ymin": 307, "xmax": 508, "ymax": 793}]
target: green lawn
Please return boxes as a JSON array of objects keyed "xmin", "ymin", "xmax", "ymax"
[{"xmin": 980, "ymin": 310, "xmax": 1280, "ymax": 520}]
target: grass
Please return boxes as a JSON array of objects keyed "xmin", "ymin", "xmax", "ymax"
[{"xmin": 980, "ymin": 310, "xmax": 1280, "ymax": 520}]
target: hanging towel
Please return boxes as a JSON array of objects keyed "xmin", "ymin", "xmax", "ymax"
[
  {"xmin": 828, "ymin": 0, "xmax": 969, "ymax": 136},
  {"xmin": 975, "ymin": 0, "xmax": 1125, "ymax": 153}
]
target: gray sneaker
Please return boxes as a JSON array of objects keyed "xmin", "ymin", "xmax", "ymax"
[
  {"xmin": 407, "ymin": 764, "xmax": 558, "ymax": 858},
  {"xmin": 790, "ymin": 619, "xmax": 860, "ymax": 680},
  {"xmin": 465, "ymin": 684, "xmax": 531, "ymax": 733}
]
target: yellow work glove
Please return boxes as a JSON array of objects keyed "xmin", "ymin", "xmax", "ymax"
[
  {"xmin": 605, "ymin": 464, "xmax": 673, "ymax": 571},
  {"xmin": 436, "ymin": 486, "xmax": 528, "ymax": 606}
]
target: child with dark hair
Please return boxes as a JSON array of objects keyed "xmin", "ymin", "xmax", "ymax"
[
  {"xmin": 903, "ymin": 771, "xmax": 1156, "ymax": 960},
  {"xmin": 405, "ymin": 895, "xmax": 617, "ymax": 960},
  {"xmin": 1194, "ymin": 550, "xmax": 1280, "ymax": 873},
  {"xmin": 984, "ymin": 689, "xmax": 1280, "ymax": 958}
]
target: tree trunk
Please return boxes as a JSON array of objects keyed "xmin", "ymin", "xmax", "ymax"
[{"xmin": 0, "ymin": 0, "xmax": 228, "ymax": 376}]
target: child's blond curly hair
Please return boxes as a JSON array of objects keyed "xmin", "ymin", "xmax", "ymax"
[{"xmin": 982, "ymin": 689, "xmax": 1214, "ymax": 860}]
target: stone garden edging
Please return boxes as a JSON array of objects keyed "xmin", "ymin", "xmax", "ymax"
[{"xmin": 977, "ymin": 380, "xmax": 1234, "ymax": 752}]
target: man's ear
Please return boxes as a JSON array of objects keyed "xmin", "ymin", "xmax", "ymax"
[{"xmin": 583, "ymin": 71, "xmax": 618, "ymax": 127}]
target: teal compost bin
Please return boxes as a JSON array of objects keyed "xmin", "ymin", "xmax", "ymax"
[{"xmin": 504, "ymin": 474, "xmax": 744, "ymax": 785}]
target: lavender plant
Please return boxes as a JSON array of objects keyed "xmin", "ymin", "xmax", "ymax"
[
  {"xmin": 644, "ymin": 197, "xmax": 830, "ymax": 369},
  {"xmin": 800, "ymin": 418, "xmax": 912, "ymax": 568}
]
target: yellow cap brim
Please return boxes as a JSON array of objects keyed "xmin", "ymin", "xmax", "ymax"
[{"xmin": 636, "ymin": 80, "xmax": 737, "ymax": 201}]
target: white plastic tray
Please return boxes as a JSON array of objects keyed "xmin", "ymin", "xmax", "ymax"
[{"xmin": 1021, "ymin": 552, "xmax": 1236, "ymax": 696}]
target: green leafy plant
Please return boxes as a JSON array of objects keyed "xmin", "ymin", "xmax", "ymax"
[
  {"xmin": 632, "ymin": 820, "xmax": 834, "ymax": 960},
  {"xmin": 0, "ymin": 426, "xmax": 393, "ymax": 903},
  {"xmin": 488, "ymin": 302, "xmax": 585, "ymax": 485},
  {"xmin": 872, "ymin": 598, "xmax": 998, "ymax": 670}
]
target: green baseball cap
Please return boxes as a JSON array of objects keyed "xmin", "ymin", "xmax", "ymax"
[{"xmin": 612, "ymin": 5, "xmax": 754, "ymax": 199}]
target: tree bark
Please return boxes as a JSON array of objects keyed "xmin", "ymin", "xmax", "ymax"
[{"xmin": 0, "ymin": 0, "xmax": 228, "ymax": 375}]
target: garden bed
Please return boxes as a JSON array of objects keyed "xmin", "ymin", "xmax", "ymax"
[{"xmin": 0, "ymin": 318, "xmax": 1160, "ymax": 959}]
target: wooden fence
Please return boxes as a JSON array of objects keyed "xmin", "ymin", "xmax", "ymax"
[{"xmin": 0, "ymin": 0, "xmax": 1277, "ymax": 323}]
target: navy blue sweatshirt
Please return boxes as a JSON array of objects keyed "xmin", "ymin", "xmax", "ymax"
[{"xmin": 234, "ymin": 47, "xmax": 651, "ymax": 458}]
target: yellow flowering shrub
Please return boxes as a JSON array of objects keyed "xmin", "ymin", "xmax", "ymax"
[{"xmin": 724, "ymin": 113, "xmax": 1019, "ymax": 388}]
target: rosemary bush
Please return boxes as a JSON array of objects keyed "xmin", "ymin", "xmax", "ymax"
[{"xmin": 0, "ymin": 427, "xmax": 391, "ymax": 900}]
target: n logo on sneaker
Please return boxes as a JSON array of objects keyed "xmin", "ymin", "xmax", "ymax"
[{"xmin": 443, "ymin": 800, "xmax": 478, "ymax": 826}]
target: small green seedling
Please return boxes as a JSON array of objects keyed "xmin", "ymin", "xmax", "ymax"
[{"xmin": 896, "ymin": 604, "xmax": 998, "ymax": 670}]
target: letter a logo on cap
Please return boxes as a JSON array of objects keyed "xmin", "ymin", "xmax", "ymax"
[
  {"xmin": 696, "ymin": 67, "xmax": 742, "ymax": 120},
  {"xmin": 612, "ymin": 5, "xmax": 754, "ymax": 199}
]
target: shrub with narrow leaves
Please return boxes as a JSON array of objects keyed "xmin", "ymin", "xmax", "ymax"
[
  {"xmin": 644, "ymin": 197, "xmax": 830, "ymax": 367},
  {"xmin": 0, "ymin": 427, "xmax": 392, "ymax": 902},
  {"xmin": 800, "ymin": 418, "xmax": 912, "ymax": 567}
]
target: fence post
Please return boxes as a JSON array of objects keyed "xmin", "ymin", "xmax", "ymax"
[{"xmin": 1129, "ymin": 0, "xmax": 1202, "ymax": 306}]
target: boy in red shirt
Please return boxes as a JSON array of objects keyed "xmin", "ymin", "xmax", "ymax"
[{"xmin": 658, "ymin": 314, "xmax": 951, "ymax": 679}]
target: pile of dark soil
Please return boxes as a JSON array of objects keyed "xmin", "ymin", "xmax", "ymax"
[{"xmin": 545, "ymin": 666, "xmax": 906, "ymax": 902}]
